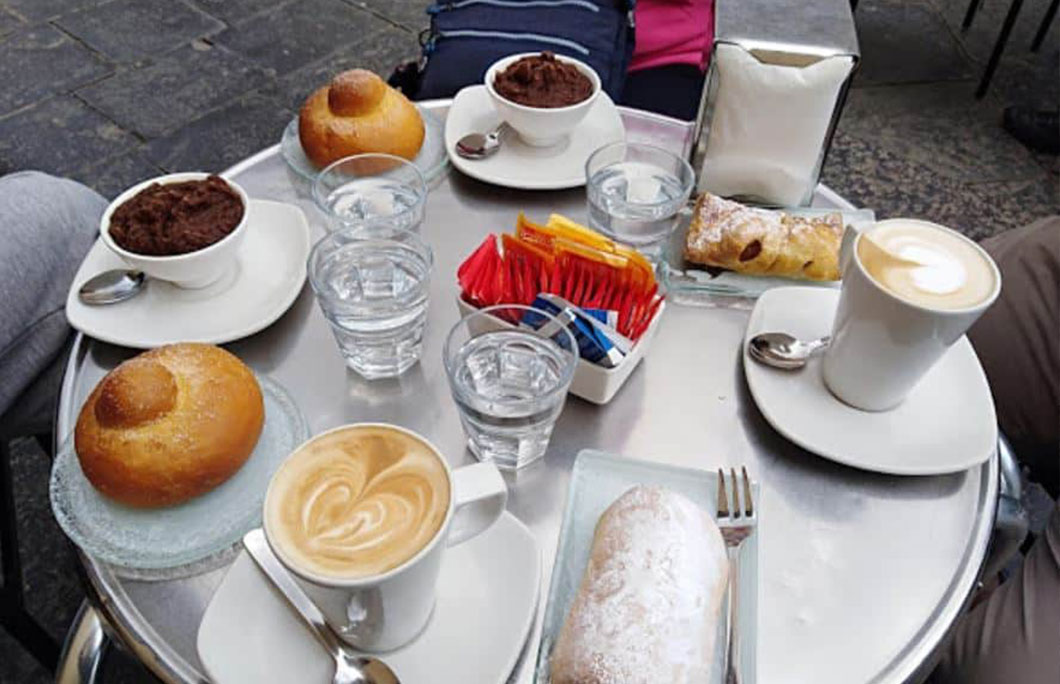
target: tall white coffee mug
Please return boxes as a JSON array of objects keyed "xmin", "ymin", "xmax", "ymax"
[
  {"xmin": 263, "ymin": 424, "xmax": 507, "ymax": 651},
  {"xmin": 822, "ymin": 219, "xmax": 1001, "ymax": 411}
]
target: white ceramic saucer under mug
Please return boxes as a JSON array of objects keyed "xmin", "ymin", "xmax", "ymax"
[
  {"xmin": 197, "ymin": 512, "xmax": 540, "ymax": 684},
  {"xmin": 445, "ymin": 85, "xmax": 624, "ymax": 190},
  {"xmin": 66, "ymin": 199, "xmax": 311, "ymax": 348},
  {"xmin": 743, "ymin": 287, "xmax": 996, "ymax": 475}
]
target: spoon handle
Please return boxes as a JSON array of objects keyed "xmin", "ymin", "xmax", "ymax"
[
  {"xmin": 243, "ymin": 529, "xmax": 346, "ymax": 658},
  {"xmin": 807, "ymin": 335, "xmax": 831, "ymax": 356},
  {"xmin": 486, "ymin": 122, "xmax": 509, "ymax": 141}
]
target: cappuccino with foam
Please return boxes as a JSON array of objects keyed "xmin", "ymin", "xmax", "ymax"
[
  {"xmin": 857, "ymin": 222, "xmax": 996, "ymax": 310},
  {"xmin": 265, "ymin": 425, "xmax": 450, "ymax": 580}
]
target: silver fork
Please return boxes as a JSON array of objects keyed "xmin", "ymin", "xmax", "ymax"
[{"xmin": 717, "ymin": 467, "xmax": 756, "ymax": 684}]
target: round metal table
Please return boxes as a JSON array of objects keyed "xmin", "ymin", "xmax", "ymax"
[{"xmin": 55, "ymin": 103, "xmax": 998, "ymax": 684}]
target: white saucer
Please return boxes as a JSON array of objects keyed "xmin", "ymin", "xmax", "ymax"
[
  {"xmin": 445, "ymin": 85, "xmax": 624, "ymax": 190},
  {"xmin": 743, "ymin": 287, "xmax": 996, "ymax": 475},
  {"xmin": 66, "ymin": 200, "xmax": 311, "ymax": 348},
  {"xmin": 198, "ymin": 513, "xmax": 540, "ymax": 684}
]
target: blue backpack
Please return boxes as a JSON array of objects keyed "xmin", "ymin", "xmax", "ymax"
[{"xmin": 408, "ymin": 0, "xmax": 636, "ymax": 101}]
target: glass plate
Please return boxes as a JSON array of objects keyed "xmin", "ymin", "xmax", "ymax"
[
  {"xmin": 660, "ymin": 206, "xmax": 876, "ymax": 306},
  {"xmin": 534, "ymin": 450, "xmax": 758, "ymax": 683},
  {"xmin": 49, "ymin": 375, "xmax": 309, "ymax": 580},
  {"xmin": 279, "ymin": 106, "xmax": 448, "ymax": 189}
]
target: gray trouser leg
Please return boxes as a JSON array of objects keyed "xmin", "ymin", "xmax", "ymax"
[
  {"xmin": 931, "ymin": 216, "xmax": 1060, "ymax": 682},
  {"xmin": 0, "ymin": 171, "xmax": 105, "ymax": 440}
]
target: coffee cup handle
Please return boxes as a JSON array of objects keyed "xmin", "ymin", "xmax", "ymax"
[{"xmin": 448, "ymin": 462, "xmax": 508, "ymax": 546}]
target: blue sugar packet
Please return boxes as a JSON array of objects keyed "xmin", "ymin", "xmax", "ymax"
[{"xmin": 521, "ymin": 294, "xmax": 628, "ymax": 368}]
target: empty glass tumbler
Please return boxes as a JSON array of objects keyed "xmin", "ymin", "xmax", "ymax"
[
  {"xmin": 443, "ymin": 305, "xmax": 578, "ymax": 470},
  {"xmin": 585, "ymin": 141, "xmax": 695, "ymax": 252},
  {"xmin": 312, "ymin": 154, "xmax": 428, "ymax": 234},
  {"xmin": 309, "ymin": 228, "xmax": 433, "ymax": 379}
]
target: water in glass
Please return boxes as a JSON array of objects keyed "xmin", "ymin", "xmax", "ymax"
[
  {"xmin": 449, "ymin": 330, "xmax": 569, "ymax": 470},
  {"xmin": 587, "ymin": 160, "xmax": 687, "ymax": 246},
  {"xmin": 314, "ymin": 242, "xmax": 430, "ymax": 379}
]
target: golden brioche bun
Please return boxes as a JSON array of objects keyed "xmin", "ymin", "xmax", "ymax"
[
  {"xmin": 298, "ymin": 69, "xmax": 426, "ymax": 168},
  {"xmin": 74, "ymin": 343, "xmax": 265, "ymax": 508}
]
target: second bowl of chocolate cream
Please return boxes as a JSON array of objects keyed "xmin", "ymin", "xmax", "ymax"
[
  {"xmin": 485, "ymin": 51, "xmax": 601, "ymax": 148},
  {"xmin": 100, "ymin": 172, "xmax": 249, "ymax": 289}
]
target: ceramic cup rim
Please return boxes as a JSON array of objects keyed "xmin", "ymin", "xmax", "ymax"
[
  {"xmin": 852, "ymin": 218, "xmax": 1002, "ymax": 316},
  {"xmin": 262, "ymin": 422, "xmax": 456, "ymax": 588}
]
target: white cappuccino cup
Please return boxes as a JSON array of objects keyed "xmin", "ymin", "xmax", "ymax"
[
  {"xmin": 822, "ymin": 218, "xmax": 1001, "ymax": 411},
  {"xmin": 262, "ymin": 423, "xmax": 507, "ymax": 651}
]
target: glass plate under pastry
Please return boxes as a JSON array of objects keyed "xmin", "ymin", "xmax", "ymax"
[
  {"xmin": 49, "ymin": 375, "xmax": 309, "ymax": 580},
  {"xmin": 280, "ymin": 106, "xmax": 448, "ymax": 193}
]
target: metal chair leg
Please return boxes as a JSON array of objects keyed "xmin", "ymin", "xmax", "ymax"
[
  {"xmin": 977, "ymin": 0, "xmax": 1025, "ymax": 98},
  {"xmin": 1031, "ymin": 0, "xmax": 1058, "ymax": 51},
  {"xmin": 963, "ymin": 0, "xmax": 983, "ymax": 29},
  {"xmin": 55, "ymin": 602, "xmax": 108, "ymax": 684},
  {"xmin": 0, "ymin": 439, "xmax": 61, "ymax": 672}
]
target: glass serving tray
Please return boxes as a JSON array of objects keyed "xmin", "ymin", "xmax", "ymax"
[
  {"xmin": 660, "ymin": 205, "xmax": 876, "ymax": 306},
  {"xmin": 534, "ymin": 449, "xmax": 759, "ymax": 683}
]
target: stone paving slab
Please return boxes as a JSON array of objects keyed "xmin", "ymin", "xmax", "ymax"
[
  {"xmin": 0, "ymin": 0, "xmax": 107, "ymax": 23},
  {"xmin": 353, "ymin": 0, "xmax": 432, "ymax": 32},
  {"xmin": 55, "ymin": 0, "xmax": 224, "ymax": 63},
  {"xmin": 0, "ymin": 96, "xmax": 137, "ymax": 178},
  {"xmin": 0, "ymin": 24, "xmax": 111, "ymax": 118},
  {"xmin": 215, "ymin": 0, "xmax": 390, "ymax": 76},
  {"xmin": 144, "ymin": 91, "xmax": 294, "ymax": 173},
  {"xmin": 187, "ymin": 0, "xmax": 292, "ymax": 27},
  {"xmin": 78, "ymin": 42, "xmax": 270, "ymax": 138},
  {"xmin": 854, "ymin": 0, "xmax": 974, "ymax": 85},
  {"xmin": 275, "ymin": 25, "xmax": 421, "ymax": 111},
  {"xmin": 69, "ymin": 150, "xmax": 164, "ymax": 200},
  {"xmin": 931, "ymin": 0, "xmax": 1059, "ymax": 63},
  {"xmin": 822, "ymin": 129, "xmax": 1059, "ymax": 240},
  {"xmin": 0, "ymin": 7, "xmax": 23, "ymax": 37},
  {"xmin": 839, "ymin": 82, "xmax": 1047, "ymax": 183}
]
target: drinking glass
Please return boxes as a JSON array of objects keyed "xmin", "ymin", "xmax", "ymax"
[
  {"xmin": 585, "ymin": 141, "xmax": 695, "ymax": 254},
  {"xmin": 309, "ymin": 227, "xmax": 433, "ymax": 379},
  {"xmin": 312, "ymin": 154, "xmax": 428, "ymax": 234},
  {"xmin": 443, "ymin": 305, "xmax": 579, "ymax": 470}
]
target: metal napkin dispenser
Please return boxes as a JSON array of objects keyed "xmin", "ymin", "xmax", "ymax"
[{"xmin": 691, "ymin": 0, "xmax": 860, "ymax": 207}]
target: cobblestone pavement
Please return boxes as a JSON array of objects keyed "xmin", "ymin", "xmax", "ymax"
[{"xmin": 0, "ymin": 0, "xmax": 1057, "ymax": 682}]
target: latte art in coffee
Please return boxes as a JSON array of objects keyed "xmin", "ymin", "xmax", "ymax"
[
  {"xmin": 266, "ymin": 426, "xmax": 449, "ymax": 579},
  {"xmin": 857, "ymin": 222, "xmax": 996, "ymax": 310}
]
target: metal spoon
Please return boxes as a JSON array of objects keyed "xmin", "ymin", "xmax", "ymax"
[
  {"xmin": 78, "ymin": 269, "xmax": 145, "ymax": 305},
  {"xmin": 748, "ymin": 332, "xmax": 831, "ymax": 370},
  {"xmin": 243, "ymin": 530, "xmax": 400, "ymax": 684},
  {"xmin": 455, "ymin": 123, "xmax": 508, "ymax": 160}
]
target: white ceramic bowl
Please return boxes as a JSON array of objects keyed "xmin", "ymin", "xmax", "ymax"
[
  {"xmin": 484, "ymin": 52, "xmax": 601, "ymax": 148},
  {"xmin": 100, "ymin": 172, "xmax": 250, "ymax": 289}
]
